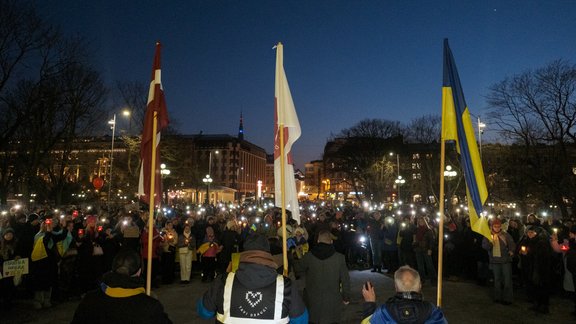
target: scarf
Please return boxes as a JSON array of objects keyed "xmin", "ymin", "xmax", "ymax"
[
  {"xmin": 226, "ymin": 250, "xmax": 278, "ymax": 272},
  {"xmin": 492, "ymin": 232, "xmax": 501, "ymax": 257}
]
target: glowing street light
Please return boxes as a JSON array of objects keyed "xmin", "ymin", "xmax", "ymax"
[
  {"xmin": 203, "ymin": 174, "xmax": 213, "ymax": 204},
  {"xmin": 395, "ymin": 175, "xmax": 406, "ymax": 203},
  {"xmin": 160, "ymin": 163, "xmax": 171, "ymax": 204},
  {"xmin": 107, "ymin": 114, "xmax": 116, "ymax": 206}
]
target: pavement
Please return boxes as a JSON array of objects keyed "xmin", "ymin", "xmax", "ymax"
[{"xmin": 2, "ymin": 270, "xmax": 575, "ymax": 324}]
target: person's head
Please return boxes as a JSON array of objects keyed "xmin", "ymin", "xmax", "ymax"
[
  {"xmin": 526, "ymin": 225, "xmax": 542, "ymax": 239},
  {"xmin": 417, "ymin": 217, "xmax": 429, "ymax": 228},
  {"xmin": 205, "ymin": 226, "xmax": 215, "ymax": 240},
  {"xmin": 317, "ymin": 230, "xmax": 333, "ymax": 244},
  {"xmin": 569, "ymin": 225, "xmax": 576, "ymax": 240},
  {"xmin": 394, "ymin": 265, "xmax": 422, "ymax": 293},
  {"xmin": 491, "ymin": 218, "xmax": 502, "ymax": 233},
  {"xmin": 2, "ymin": 228, "xmax": 14, "ymax": 242},
  {"xmin": 243, "ymin": 233, "xmax": 270, "ymax": 253},
  {"xmin": 28, "ymin": 213, "xmax": 40, "ymax": 225},
  {"xmin": 226, "ymin": 220, "xmax": 237, "ymax": 231},
  {"xmin": 112, "ymin": 248, "xmax": 142, "ymax": 277},
  {"xmin": 373, "ymin": 211, "xmax": 381, "ymax": 220}
]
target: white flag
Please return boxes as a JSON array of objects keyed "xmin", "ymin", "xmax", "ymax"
[{"xmin": 274, "ymin": 43, "xmax": 301, "ymax": 223}]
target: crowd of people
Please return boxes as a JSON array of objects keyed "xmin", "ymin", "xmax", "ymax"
[{"xmin": 0, "ymin": 200, "xmax": 575, "ymax": 322}]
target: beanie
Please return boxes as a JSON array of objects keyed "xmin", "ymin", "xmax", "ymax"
[{"xmin": 244, "ymin": 234, "xmax": 270, "ymax": 252}]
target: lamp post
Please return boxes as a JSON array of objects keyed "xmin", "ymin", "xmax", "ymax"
[
  {"xmin": 389, "ymin": 152, "xmax": 401, "ymax": 201},
  {"xmin": 395, "ymin": 175, "xmax": 405, "ymax": 203},
  {"xmin": 122, "ymin": 109, "xmax": 132, "ymax": 135},
  {"xmin": 107, "ymin": 114, "xmax": 116, "ymax": 206},
  {"xmin": 444, "ymin": 165, "xmax": 458, "ymax": 206},
  {"xmin": 206, "ymin": 150, "xmax": 218, "ymax": 204},
  {"xmin": 160, "ymin": 163, "xmax": 171, "ymax": 205},
  {"xmin": 477, "ymin": 116, "xmax": 486, "ymax": 159},
  {"xmin": 203, "ymin": 175, "xmax": 213, "ymax": 204}
]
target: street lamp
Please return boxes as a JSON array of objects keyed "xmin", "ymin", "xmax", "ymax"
[
  {"xmin": 203, "ymin": 174, "xmax": 213, "ymax": 204},
  {"xmin": 390, "ymin": 152, "xmax": 401, "ymax": 201},
  {"xmin": 122, "ymin": 109, "xmax": 132, "ymax": 135},
  {"xmin": 208, "ymin": 150, "xmax": 219, "ymax": 175},
  {"xmin": 160, "ymin": 163, "xmax": 171, "ymax": 205},
  {"xmin": 477, "ymin": 116, "xmax": 486, "ymax": 159},
  {"xmin": 107, "ymin": 114, "xmax": 116, "ymax": 206},
  {"xmin": 206, "ymin": 150, "xmax": 219, "ymax": 203},
  {"xmin": 395, "ymin": 175, "xmax": 405, "ymax": 203},
  {"xmin": 444, "ymin": 165, "xmax": 458, "ymax": 206}
]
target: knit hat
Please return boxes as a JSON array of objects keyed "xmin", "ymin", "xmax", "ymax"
[
  {"xmin": 112, "ymin": 248, "xmax": 141, "ymax": 276},
  {"xmin": 2, "ymin": 227, "xmax": 15, "ymax": 236},
  {"xmin": 28, "ymin": 213, "xmax": 39, "ymax": 222},
  {"xmin": 526, "ymin": 225, "xmax": 543, "ymax": 234},
  {"xmin": 244, "ymin": 234, "xmax": 270, "ymax": 252}
]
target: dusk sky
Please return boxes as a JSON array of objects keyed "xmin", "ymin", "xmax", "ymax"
[{"xmin": 42, "ymin": 1, "xmax": 576, "ymax": 169}]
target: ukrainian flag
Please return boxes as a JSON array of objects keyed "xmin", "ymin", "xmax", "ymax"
[{"xmin": 442, "ymin": 39, "xmax": 492, "ymax": 242}]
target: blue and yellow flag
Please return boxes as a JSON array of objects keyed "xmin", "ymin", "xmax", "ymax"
[{"xmin": 442, "ymin": 39, "xmax": 491, "ymax": 242}]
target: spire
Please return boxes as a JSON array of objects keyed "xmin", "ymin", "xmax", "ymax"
[{"xmin": 238, "ymin": 111, "xmax": 244, "ymax": 140}]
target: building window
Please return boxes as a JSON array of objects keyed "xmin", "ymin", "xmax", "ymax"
[
  {"xmin": 412, "ymin": 173, "xmax": 421, "ymax": 180},
  {"xmin": 412, "ymin": 153, "xmax": 420, "ymax": 160},
  {"xmin": 411, "ymin": 163, "xmax": 421, "ymax": 170}
]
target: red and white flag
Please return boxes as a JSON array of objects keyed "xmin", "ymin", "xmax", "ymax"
[
  {"xmin": 274, "ymin": 43, "xmax": 301, "ymax": 223},
  {"xmin": 138, "ymin": 42, "xmax": 169, "ymax": 206}
]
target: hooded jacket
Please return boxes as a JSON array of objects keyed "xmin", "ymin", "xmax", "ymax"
[
  {"xmin": 198, "ymin": 250, "xmax": 308, "ymax": 323},
  {"xmin": 295, "ymin": 243, "xmax": 350, "ymax": 323}
]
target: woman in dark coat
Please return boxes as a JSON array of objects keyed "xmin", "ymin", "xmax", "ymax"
[{"xmin": 521, "ymin": 225, "xmax": 553, "ymax": 314}]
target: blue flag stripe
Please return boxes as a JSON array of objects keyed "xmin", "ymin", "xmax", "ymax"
[{"xmin": 443, "ymin": 39, "xmax": 484, "ymax": 214}]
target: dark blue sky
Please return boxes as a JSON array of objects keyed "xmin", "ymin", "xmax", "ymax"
[{"xmin": 42, "ymin": 1, "xmax": 576, "ymax": 169}]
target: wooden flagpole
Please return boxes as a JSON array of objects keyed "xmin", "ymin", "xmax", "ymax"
[
  {"xmin": 279, "ymin": 122, "xmax": 288, "ymax": 276},
  {"xmin": 146, "ymin": 111, "xmax": 158, "ymax": 296},
  {"xmin": 436, "ymin": 137, "xmax": 447, "ymax": 306}
]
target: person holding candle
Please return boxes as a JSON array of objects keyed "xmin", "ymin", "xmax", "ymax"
[{"xmin": 482, "ymin": 218, "xmax": 516, "ymax": 305}]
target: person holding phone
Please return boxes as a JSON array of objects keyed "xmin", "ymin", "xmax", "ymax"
[
  {"xmin": 361, "ymin": 265, "xmax": 447, "ymax": 323},
  {"xmin": 30, "ymin": 217, "xmax": 69, "ymax": 309}
]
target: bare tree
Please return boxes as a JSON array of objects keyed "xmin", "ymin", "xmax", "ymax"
[
  {"xmin": 486, "ymin": 59, "xmax": 576, "ymax": 216},
  {"xmin": 404, "ymin": 114, "xmax": 441, "ymax": 144},
  {"xmin": 324, "ymin": 119, "xmax": 405, "ymax": 202}
]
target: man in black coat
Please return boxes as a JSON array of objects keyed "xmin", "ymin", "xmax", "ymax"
[
  {"xmin": 197, "ymin": 233, "xmax": 309, "ymax": 323},
  {"xmin": 71, "ymin": 248, "xmax": 172, "ymax": 324}
]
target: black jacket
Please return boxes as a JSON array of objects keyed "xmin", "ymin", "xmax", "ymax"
[
  {"xmin": 71, "ymin": 272, "xmax": 172, "ymax": 324},
  {"xmin": 198, "ymin": 261, "xmax": 308, "ymax": 323}
]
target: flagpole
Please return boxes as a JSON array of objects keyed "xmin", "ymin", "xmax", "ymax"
[
  {"xmin": 280, "ymin": 122, "xmax": 289, "ymax": 276},
  {"xmin": 146, "ymin": 112, "xmax": 158, "ymax": 296},
  {"xmin": 437, "ymin": 137, "xmax": 447, "ymax": 307}
]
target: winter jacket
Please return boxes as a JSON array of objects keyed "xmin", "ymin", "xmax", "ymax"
[
  {"xmin": 71, "ymin": 272, "xmax": 172, "ymax": 324},
  {"xmin": 295, "ymin": 243, "xmax": 350, "ymax": 323},
  {"xmin": 482, "ymin": 231, "xmax": 516, "ymax": 264},
  {"xmin": 197, "ymin": 253, "xmax": 308, "ymax": 323}
]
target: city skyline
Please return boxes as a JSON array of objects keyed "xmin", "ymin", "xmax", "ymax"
[{"xmin": 43, "ymin": 1, "xmax": 576, "ymax": 169}]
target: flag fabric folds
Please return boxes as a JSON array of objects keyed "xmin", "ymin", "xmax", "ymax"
[
  {"xmin": 442, "ymin": 39, "xmax": 491, "ymax": 241},
  {"xmin": 274, "ymin": 43, "xmax": 301, "ymax": 223},
  {"xmin": 138, "ymin": 42, "xmax": 170, "ymax": 207}
]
